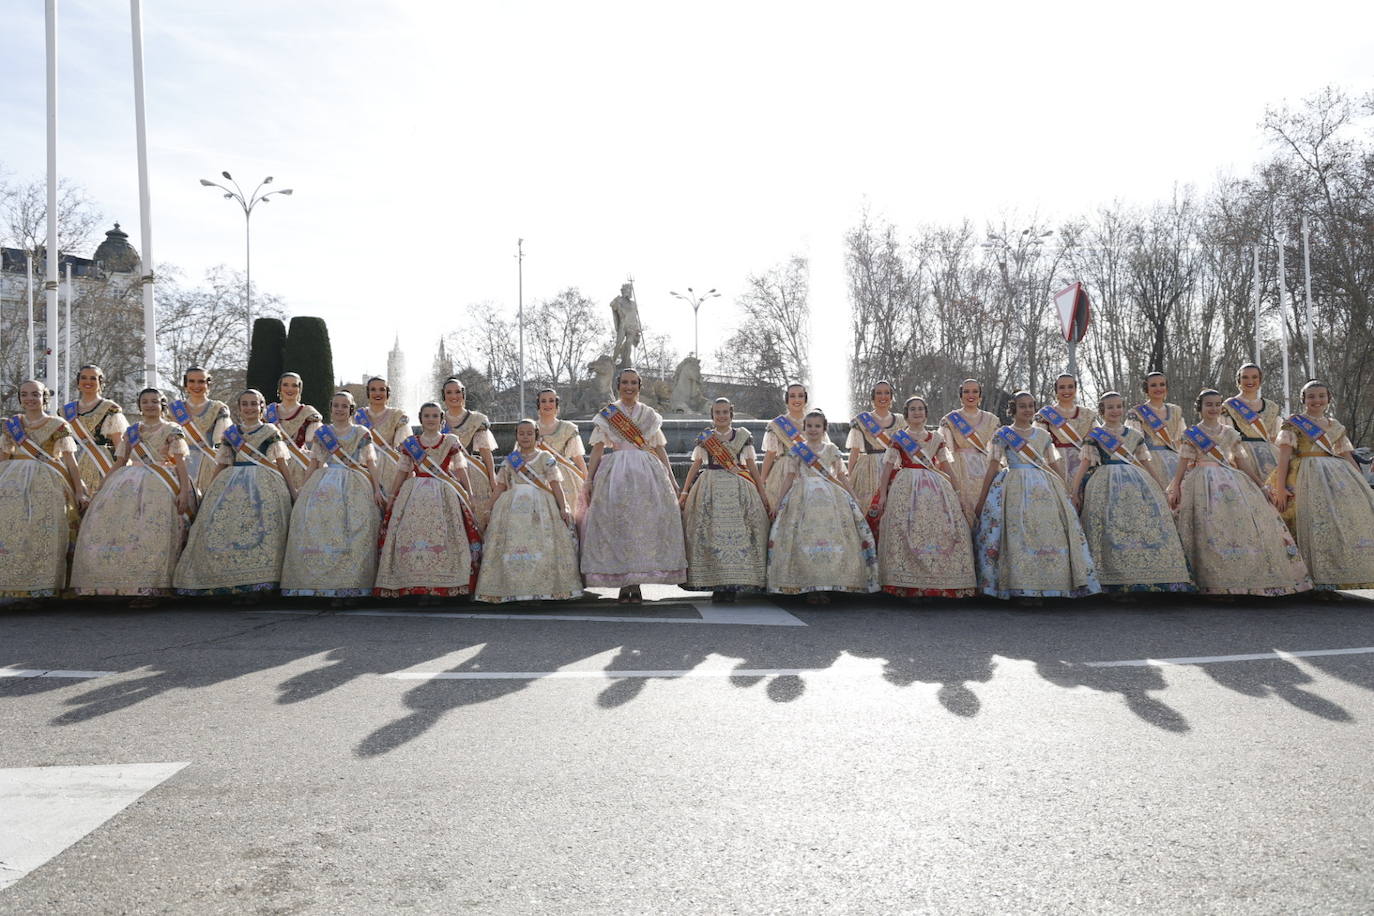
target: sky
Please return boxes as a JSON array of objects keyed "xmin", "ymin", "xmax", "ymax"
[{"xmin": 2, "ymin": 0, "xmax": 1372, "ymax": 413}]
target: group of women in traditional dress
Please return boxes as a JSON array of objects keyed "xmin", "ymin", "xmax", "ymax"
[{"xmin": 2, "ymin": 360, "xmax": 1372, "ymax": 609}]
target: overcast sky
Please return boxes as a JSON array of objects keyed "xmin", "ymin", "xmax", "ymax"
[{"xmin": 2, "ymin": 0, "xmax": 1371, "ymax": 411}]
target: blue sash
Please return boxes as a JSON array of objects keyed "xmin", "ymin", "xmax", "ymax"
[
  {"xmin": 855, "ymin": 411, "xmax": 894, "ymax": 452},
  {"xmin": 1134, "ymin": 404, "xmax": 1176, "ymax": 450},
  {"xmin": 890, "ymin": 428, "xmax": 934, "ymax": 470},
  {"xmin": 7, "ymin": 415, "xmax": 74, "ymax": 489},
  {"xmin": 1226, "ymin": 397, "xmax": 1271, "ymax": 441},
  {"xmin": 316, "ymin": 425, "xmax": 366, "ymax": 471},
  {"xmin": 772, "ymin": 414, "xmax": 802, "ymax": 443},
  {"xmin": 789, "ymin": 440, "xmax": 843, "ymax": 487},
  {"xmin": 1288, "ymin": 414, "xmax": 1339, "ymax": 456},
  {"xmin": 223, "ymin": 425, "xmax": 278, "ymax": 473},
  {"xmin": 1183, "ymin": 425, "xmax": 1230, "ymax": 465},
  {"xmin": 996, "ymin": 426, "xmax": 1051, "ymax": 472},
  {"xmin": 944, "ymin": 410, "xmax": 990, "ymax": 453},
  {"xmin": 1037, "ymin": 404, "xmax": 1084, "ymax": 446}
]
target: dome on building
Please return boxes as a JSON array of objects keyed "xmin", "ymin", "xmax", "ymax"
[{"xmin": 92, "ymin": 222, "xmax": 139, "ymax": 273}]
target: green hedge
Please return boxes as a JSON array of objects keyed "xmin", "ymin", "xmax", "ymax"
[
  {"xmin": 246, "ymin": 318, "xmax": 286, "ymax": 398},
  {"xmin": 283, "ymin": 316, "xmax": 335, "ymax": 415}
]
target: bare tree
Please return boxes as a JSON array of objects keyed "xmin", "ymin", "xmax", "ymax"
[
  {"xmin": 527, "ymin": 287, "xmax": 609, "ymax": 386},
  {"xmin": 716, "ymin": 255, "xmax": 810, "ymax": 392}
]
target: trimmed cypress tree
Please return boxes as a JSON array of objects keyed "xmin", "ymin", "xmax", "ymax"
[
  {"xmin": 246, "ymin": 317, "xmax": 287, "ymax": 398},
  {"xmin": 283, "ymin": 316, "xmax": 336, "ymax": 415}
]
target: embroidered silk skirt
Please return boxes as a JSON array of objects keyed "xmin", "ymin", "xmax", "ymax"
[
  {"xmin": 974, "ymin": 467, "xmax": 1101, "ymax": 599},
  {"xmin": 281, "ymin": 466, "xmax": 381, "ymax": 596},
  {"xmin": 1175, "ymin": 463, "xmax": 1311, "ymax": 595},
  {"xmin": 877, "ymin": 467, "xmax": 976, "ymax": 598},
  {"xmin": 767, "ymin": 475, "xmax": 878, "ymax": 595},
  {"xmin": 475, "ymin": 486, "xmax": 582, "ymax": 602},
  {"xmin": 682, "ymin": 467, "xmax": 769, "ymax": 591},
  {"xmin": 1078, "ymin": 463, "xmax": 1192, "ymax": 593},
  {"xmin": 581, "ymin": 449, "xmax": 687, "ymax": 587},
  {"xmin": 174, "ymin": 465, "xmax": 292, "ymax": 594},
  {"xmin": 72, "ymin": 465, "xmax": 187, "ymax": 596},
  {"xmin": 0, "ymin": 461, "xmax": 77, "ymax": 598}
]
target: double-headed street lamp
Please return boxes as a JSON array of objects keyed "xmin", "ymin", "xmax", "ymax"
[
  {"xmin": 199, "ymin": 172, "xmax": 293, "ymax": 352},
  {"xmin": 669, "ymin": 286, "xmax": 721, "ymax": 359}
]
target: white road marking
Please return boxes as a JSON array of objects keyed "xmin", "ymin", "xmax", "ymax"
[
  {"xmin": 0, "ymin": 668, "xmax": 113, "ymax": 680},
  {"xmin": 386, "ymin": 668, "xmax": 826, "ymax": 680},
  {"xmin": 0, "ymin": 761, "xmax": 188, "ymax": 891},
  {"xmin": 261, "ymin": 601, "xmax": 806, "ymax": 627},
  {"xmin": 1084, "ymin": 646, "xmax": 1374, "ymax": 668},
  {"xmin": 384, "ymin": 653, "xmax": 886, "ymax": 681}
]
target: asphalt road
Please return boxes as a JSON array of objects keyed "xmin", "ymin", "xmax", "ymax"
[{"xmin": 3, "ymin": 589, "xmax": 1373, "ymax": 915}]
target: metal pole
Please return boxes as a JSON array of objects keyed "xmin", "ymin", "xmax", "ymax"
[
  {"xmin": 693, "ymin": 304, "xmax": 700, "ymax": 359},
  {"xmin": 1067, "ymin": 339, "xmax": 1077, "ymax": 380},
  {"xmin": 130, "ymin": 0, "xmax": 157, "ymax": 388},
  {"xmin": 1252, "ymin": 244, "xmax": 1262, "ymax": 364},
  {"xmin": 26, "ymin": 254, "xmax": 35, "ymax": 380},
  {"xmin": 244, "ymin": 210, "xmax": 252, "ymax": 354},
  {"xmin": 44, "ymin": 0, "xmax": 59, "ymax": 408},
  {"xmin": 1277, "ymin": 231, "xmax": 1291, "ymax": 415},
  {"xmin": 1301, "ymin": 215, "xmax": 1315, "ymax": 379},
  {"xmin": 517, "ymin": 238, "xmax": 524, "ymax": 419},
  {"xmin": 63, "ymin": 262, "xmax": 71, "ymax": 403}
]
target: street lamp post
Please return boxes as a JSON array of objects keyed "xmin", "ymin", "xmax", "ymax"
[
  {"xmin": 669, "ymin": 287, "xmax": 720, "ymax": 359},
  {"xmin": 199, "ymin": 172, "xmax": 293, "ymax": 353}
]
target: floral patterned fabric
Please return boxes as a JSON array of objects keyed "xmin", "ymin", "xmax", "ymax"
[
  {"xmin": 682, "ymin": 428, "xmax": 768, "ymax": 591},
  {"xmin": 1035, "ymin": 404, "xmax": 1097, "ymax": 484},
  {"xmin": 69, "ymin": 397, "xmax": 128, "ymax": 495},
  {"xmin": 281, "ymin": 425, "xmax": 381, "ymax": 596},
  {"xmin": 71, "ymin": 422, "xmax": 190, "ymax": 596},
  {"xmin": 445, "ymin": 409, "xmax": 498, "ymax": 529},
  {"xmin": 174, "ymin": 424, "xmax": 292, "ymax": 594},
  {"xmin": 269, "ymin": 403, "xmax": 323, "ymax": 492},
  {"xmin": 1225, "ymin": 396, "xmax": 1281, "ymax": 484},
  {"xmin": 876, "ymin": 433, "xmax": 976, "ymax": 597},
  {"xmin": 375, "ymin": 435, "xmax": 479, "ymax": 596},
  {"xmin": 846, "ymin": 410, "xmax": 899, "ymax": 515},
  {"xmin": 581, "ymin": 401, "xmax": 687, "ymax": 587},
  {"xmin": 939, "ymin": 408, "xmax": 1000, "ymax": 527},
  {"xmin": 537, "ymin": 418, "xmax": 587, "ymax": 518},
  {"xmin": 767, "ymin": 441, "xmax": 879, "ymax": 595},
  {"xmin": 179, "ymin": 399, "xmax": 231, "ymax": 494},
  {"xmin": 1270, "ymin": 418, "xmax": 1374, "ymax": 589},
  {"xmin": 1175, "ymin": 423, "xmax": 1312, "ymax": 596},
  {"xmin": 761, "ymin": 415, "xmax": 806, "ymax": 510},
  {"xmin": 974, "ymin": 426, "xmax": 1100, "ymax": 599},
  {"xmin": 1076, "ymin": 428, "xmax": 1193, "ymax": 593},
  {"xmin": 475, "ymin": 450, "xmax": 582, "ymax": 602},
  {"xmin": 359, "ymin": 406, "xmax": 411, "ymax": 498},
  {"xmin": 0, "ymin": 417, "xmax": 77, "ymax": 597},
  {"xmin": 1127, "ymin": 402, "xmax": 1185, "ymax": 487}
]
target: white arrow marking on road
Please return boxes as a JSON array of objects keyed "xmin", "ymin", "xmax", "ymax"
[
  {"xmin": 0, "ymin": 761, "xmax": 188, "ymax": 891},
  {"xmin": 1084, "ymin": 646, "xmax": 1374, "ymax": 668},
  {"xmin": 0, "ymin": 668, "xmax": 114, "ymax": 680}
]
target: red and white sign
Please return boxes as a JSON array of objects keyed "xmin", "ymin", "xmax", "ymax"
[{"xmin": 1054, "ymin": 282, "xmax": 1091, "ymax": 343}]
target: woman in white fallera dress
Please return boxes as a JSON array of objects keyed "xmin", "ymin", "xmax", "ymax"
[
  {"xmin": 281, "ymin": 391, "xmax": 385, "ymax": 602},
  {"xmin": 847, "ymin": 379, "xmax": 900, "ymax": 518},
  {"xmin": 760, "ymin": 383, "xmax": 809, "ymax": 511},
  {"xmin": 580, "ymin": 368, "xmax": 687, "ymax": 604},
  {"xmin": 1224, "ymin": 363, "xmax": 1283, "ymax": 484},
  {"xmin": 767, "ymin": 409, "xmax": 879, "ymax": 604},
  {"xmin": 873, "ymin": 396, "xmax": 977, "ymax": 598},
  {"xmin": 534, "ymin": 387, "xmax": 589, "ymax": 519},
  {"xmin": 475, "ymin": 419, "xmax": 583, "ymax": 603},
  {"xmin": 972, "ymin": 392, "xmax": 1101, "ymax": 602},
  {"xmin": 940, "ymin": 378, "xmax": 1001, "ymax": 527},
  {"xmin": 679, "ymin": 397, "xmax": 771, "ymax": 600},
  {"xmin": 355, "ymin": 376, "xmax": 411, "ymax": 499},
  {"xmin": 172, "ymin": 366, "xmax": 231, "ymax": 494},
  {"xmin": 71, "ymin": 388, "xmax": 196, "ymax": 603},
  {"xmin": 0, "ymin": 380, "xmax": 86, "ymax": 602},
  {"xmin": 174, "ymin": 389, "xmax": 297, "ymax": 600},
  {"xmin": 1127, "ymin": 371, "xmax": 1186, "ymax": 488},
  {"xmin": 441, "ymin": 377, "xmax": 499, "ymax": 530}
]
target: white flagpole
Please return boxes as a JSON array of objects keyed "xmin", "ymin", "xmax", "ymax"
[
  {"xmin": 44, "ymin": 0, "xmax": 60, "ymax": 409},
  {"xmin": 130, "ymin": 0, "xmax": 158, "ymax": 388},
  {"xmin": 1301, "ymin": 215, "xmax": 1315, "ymax": 379},
  {"xmin": 25, "ymin": 253, "xmax": 35, "ymax": 380},
  {"xmin": 1252, "ymin": 244, "xmax": 1262, "ymax": 365},
  {"xmin": 64, "ymin": 261, "xmax": 72, "ymax": 403},
  {"xmin": 1276, "ymin": 229, "xmax": 1291, "ymax": 415}
]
